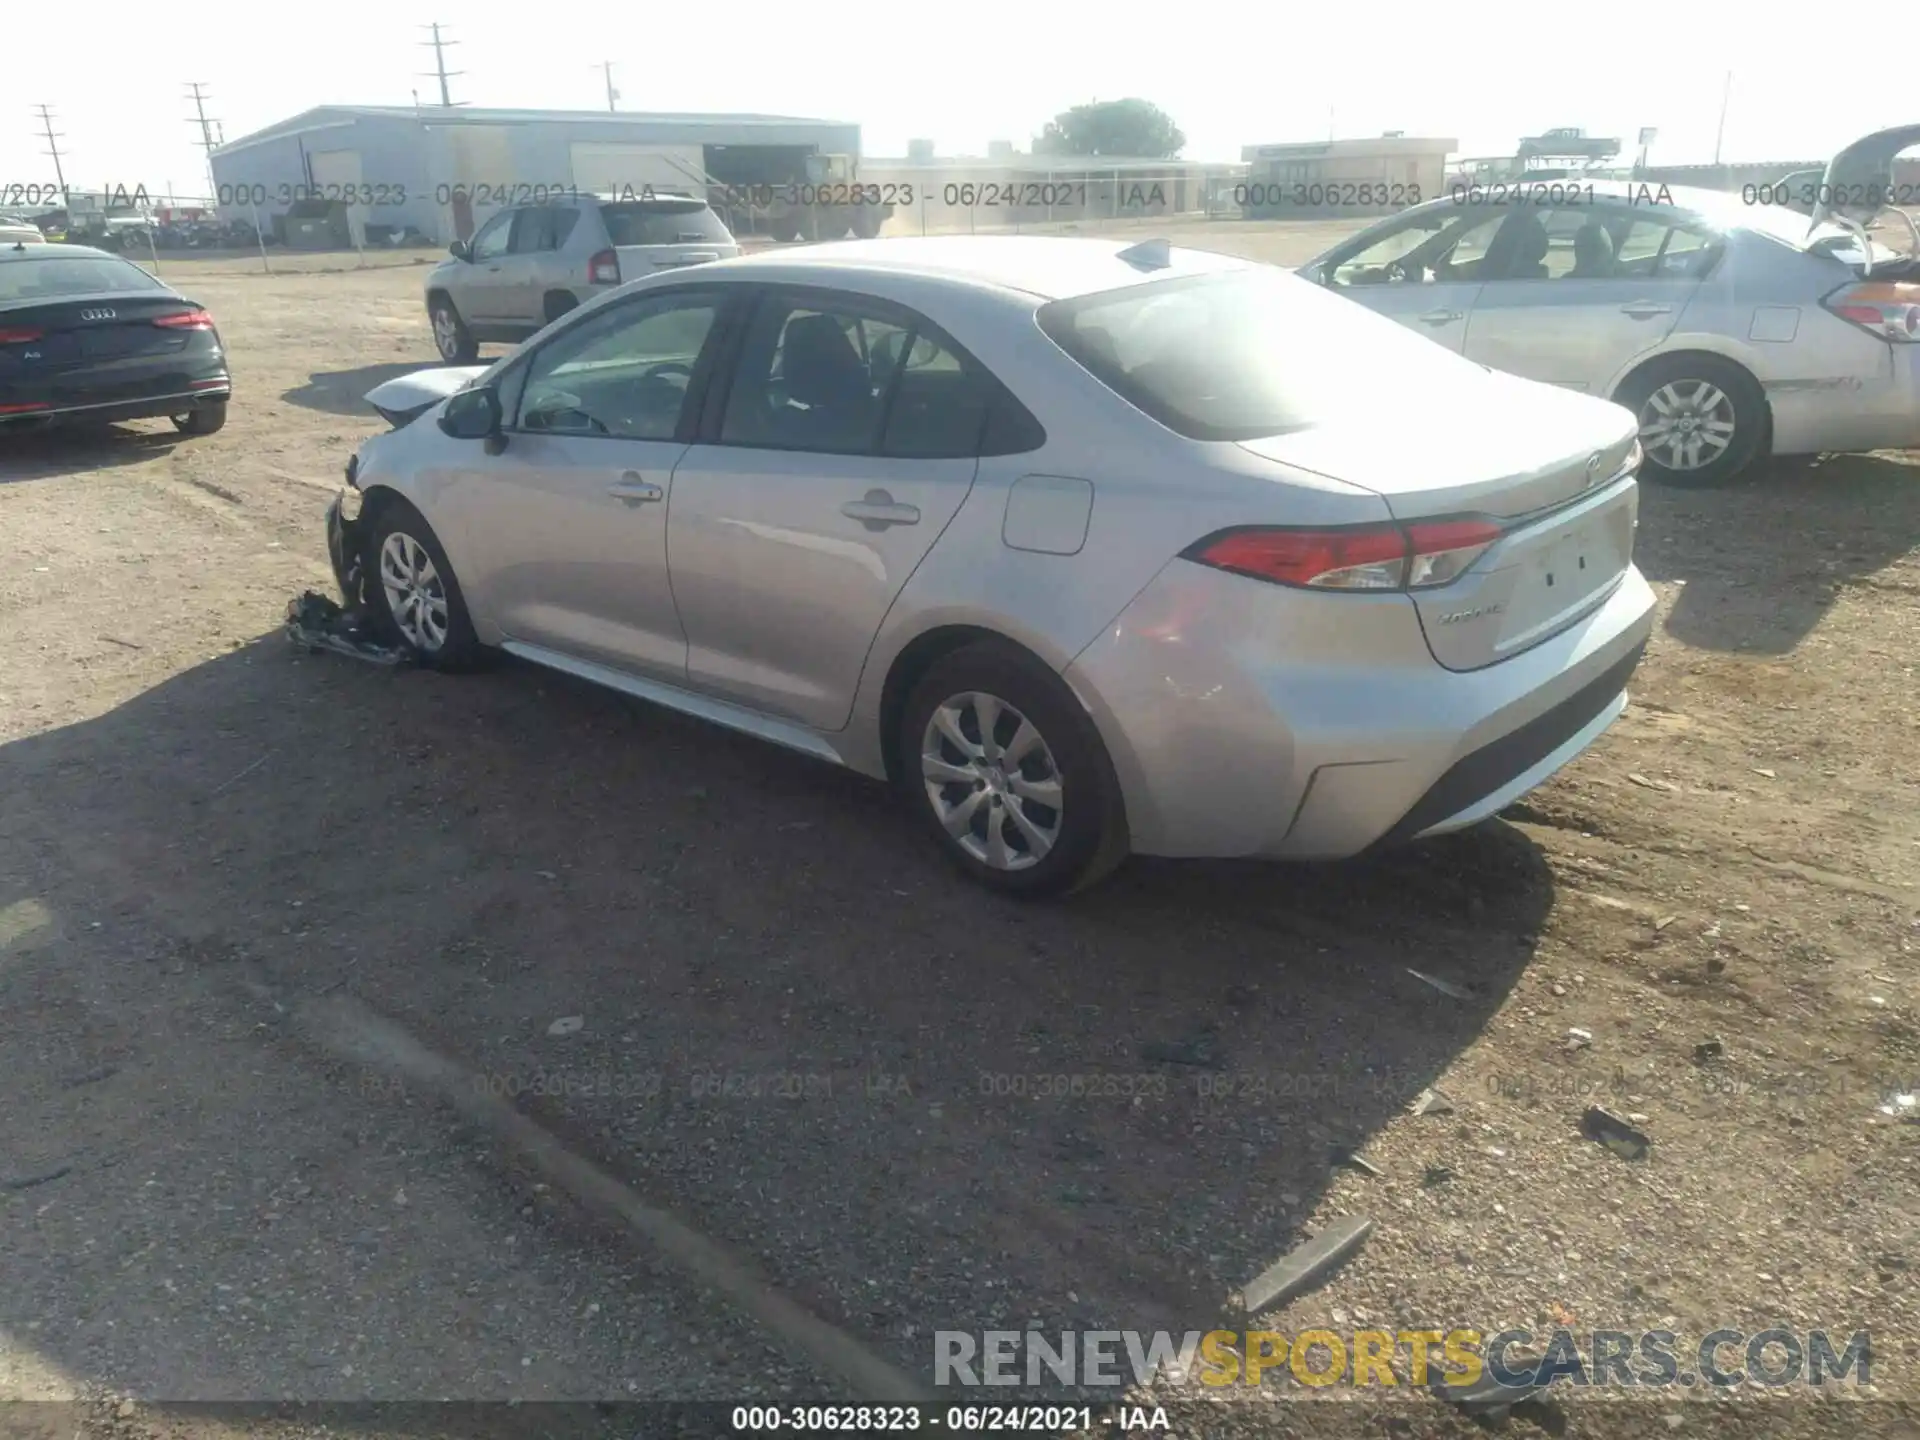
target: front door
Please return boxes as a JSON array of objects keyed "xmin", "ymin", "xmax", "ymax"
[
  {"xmin": 456, "ymin": 208, "xmax": 517, "ymax": 326},
  {"xmin": 1462, "ymin": 203, "xmax": 1712, "ymax": 390},
  {"xmin": 1314, "ymin": 205, "xmax": 1514, "ymax": 353},
  {"xmin": 666, "ymin": 290, "xmax": 990, "ymax": 730},
  {"xmin": 449, "ymin": 288, "xmax": 729, "ymax": 678}
]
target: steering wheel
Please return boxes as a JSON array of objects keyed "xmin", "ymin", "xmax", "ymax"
[{"xmin": 1386, "ymin": 258, "xmax": 1422, "ymax": 283}]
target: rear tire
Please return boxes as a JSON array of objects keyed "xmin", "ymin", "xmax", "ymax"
[
  {"xmin": 1616, "ymin": 354, "xmax": 1766, "ymax": 487},
  {"xmin": 898, "ymin": 641, "xmax": 1128, "ymax": 898},
  {"xmin": 429, "ymin": 295, "xmax": 479, "ymax": 364},
  {"xmin": 171, "ymin": 401, "xmax": 227, "ymax": 436},
  {"xmin": 542, "ymin": 291, "xmax": 579, "ymax": 325},
  {"xmin": 363, "ymin": 497, "xmax": 488, "ymax": 671}
]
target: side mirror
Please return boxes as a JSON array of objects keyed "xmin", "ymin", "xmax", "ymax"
[
  {"xmin": 438, "ymin": 385, "xmax": 501, "ymax": 442},
  {"xmin": 448, "ymin": 239, "xmax": 470, "ymax": 261}
]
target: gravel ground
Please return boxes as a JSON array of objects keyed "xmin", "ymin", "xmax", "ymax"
[{"xmin": 2, "ymin": 217, "xmax": 1917, "ymax": 1439}]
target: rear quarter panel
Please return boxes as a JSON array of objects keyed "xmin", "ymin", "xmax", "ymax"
[{"xmin": 1618, "ymin": 229, "xmax": 1906, "ymax": 451}]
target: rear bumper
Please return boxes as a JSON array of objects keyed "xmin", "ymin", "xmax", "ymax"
[
  {"xmin": 1066, "ymin": 562, "xmax": 1657, "ymax": 861},
  {"xmin": 0, "ymin": 379, "xmax": 230, "ymax": 429},
  {"xmin": 1766, "ymin": 347, "xmax": 1920, "ymax": 455}
]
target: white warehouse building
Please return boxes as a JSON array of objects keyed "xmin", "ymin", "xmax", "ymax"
[{"xmin": 208, "ymin": 105, "xmax": 864, "ymax": 246}]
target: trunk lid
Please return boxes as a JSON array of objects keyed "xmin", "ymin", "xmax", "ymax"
[
  {"xmin": 1810, "ymin": 123, "xmax": 1920, "ymax": 229},
  {"xmin": 0, "ymin": 293, "xmax": 212, "ymax": 384},
  {"xmin": 598, "ymin": 199, "xmax": 739, "ymax": 278},
  {"xmin": 1239, "ymin": 373, "xmax": 1642, "ymax": 671}
]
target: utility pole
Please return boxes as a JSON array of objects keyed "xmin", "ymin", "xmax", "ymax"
[
  {"xmin": 598, "ymin": 61, "xmax": 619, "ymax": 113},
  {"xmin": 1711, "ymin": 71, "xmax": 1732, "ymax": 167},
  {"xmin": 187, "ymin": 83, "xmax": 221, "ymax": 205},
  {"xmin": 420, "ymin": 24, "xmax": 464, "ymax": 108},
  {"xmin": 33, "ymin": 105, "xmax": 68, "ymax": 195}
]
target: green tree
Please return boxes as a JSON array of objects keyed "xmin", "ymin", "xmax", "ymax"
[{"xmin": 1034, "ymin": 99, "xmax": 1186, "ymax": 159}]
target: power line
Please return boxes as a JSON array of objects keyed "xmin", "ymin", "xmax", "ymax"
[
  {"xmin": 420, "ymin": 24, "xmax": 465, "ymax": 108},
  {"xmin": 32, "ymin": 104, "xmax": 67, "ymax": 194},
  {"xmin": 597, "ymin": 61, "xmax": 619, "ymax": 113}
]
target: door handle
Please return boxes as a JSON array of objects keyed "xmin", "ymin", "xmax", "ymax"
[
  {"xmin": 1620, "ymin": 301, "xmax": 1673, "ymax": 319},
  {"xmin": 1417, "ymin": 309, "xmax": 1463, "ymax": 326},
  {"xmin": 840, "ymin": 489, "xmax": 920, "ymax": 529},
  {"xmin": 608, "ymin": 473, "xmax": 664, "ymax": 505}
]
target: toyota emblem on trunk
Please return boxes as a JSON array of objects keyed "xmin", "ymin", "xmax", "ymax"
[
  {"xmin": 79, "ymin": 308, "xmax": 116, "ymax": 321},
  {"xmin": 1584, "ymin": 452, "xmax": 1604, "ymax": 487}
]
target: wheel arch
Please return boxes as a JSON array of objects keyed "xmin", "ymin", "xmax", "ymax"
[
  {"xmin": 1609, "ymin": 344, "xmax": 1774, "ymax": 455},
  {"xmin": 877, "ymin": 624, "xmax": 1010, "ymax": 785}
]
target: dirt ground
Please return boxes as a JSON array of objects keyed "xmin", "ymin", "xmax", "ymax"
[{"xmin": 2, "ymin": 217, "xmax": 1918, "ymax": 1440}]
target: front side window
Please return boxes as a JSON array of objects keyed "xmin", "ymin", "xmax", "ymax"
[
  {"xmin": 469, "ymin": 210, "xmax": 513, "ymax": 261},
  {"xmin": 1330, "ymin": 209, "xmax": 1508, "ymax": 286},
  {"xmin": 515, "ymin": 293, "xmax": 720, "ymax": 440}
]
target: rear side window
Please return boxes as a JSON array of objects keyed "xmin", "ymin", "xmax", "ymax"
[
  {"xmin": 1037, "ymin": 268, "xmax": 1490, "ymax": 442},
  {"xmin": 599, "ymin": 201, "xmax": 731, "ymax": 247},
  {"xmin": 0, "ymin": 255, "xmax": 168, "ymax": 301}
]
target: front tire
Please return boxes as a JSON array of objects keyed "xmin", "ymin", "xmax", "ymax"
[
  {"xmin": 171, "ymin": 401, "xmax": 227, "ymax": 435},
  {"xmin": 1617, "ymin": 355, "xmax": 1766, "ymax": 487},
  {"xmin": 429, "ymin": 296, "xmax": 479, "ymax": 363},
  {"xmin": 899, "ymin": 641, "xmax": 1128, "ymax": 898},
  {"xmin": 364, "ymin": 498, "xmax": 487, "ymax": 670}
]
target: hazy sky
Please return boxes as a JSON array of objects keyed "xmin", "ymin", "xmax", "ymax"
[{"xmin": 1, "ymin": 1, "xmax": 1904, "ymax": 201}]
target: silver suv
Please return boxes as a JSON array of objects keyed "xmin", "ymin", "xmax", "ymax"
[{"xmin": 424, "ymin": 192, "xmax": 740, "ymax": 362}]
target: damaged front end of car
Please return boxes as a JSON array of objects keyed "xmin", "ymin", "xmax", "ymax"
[{"xmin": 287, "ymin": 452, "xmax": 408, "ymax": 665}]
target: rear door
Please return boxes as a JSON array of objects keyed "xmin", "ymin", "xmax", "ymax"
[
  {"xmin": 1311, "ymin": 203, "xmax": 1515, "ymax": 352},
  {"xmin": 1461, "ymin": 202, "xmax": 1713, "ymax": 391},
  {"xmin": 665, "ymin": 287, "xmax": 987, "ymax": 730},
  {"xmin": 598, "ymin": 199, "xmax": 737, "ymax": 282}
]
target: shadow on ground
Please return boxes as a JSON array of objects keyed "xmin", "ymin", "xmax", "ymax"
[
  {"xmin": 0, "ymin": 631, "xmax": 1555, "ymax": 1408},
  {"xmin": 0, "ymin": 422, "xmax": 185, "ymax": 483},
  {"xmin": 280, "ymin": 364, "xmax": 452, "ymax": 419},
  {"xmin": 1636, "ymin": 450, "xmax": 1920, "ymax": 655}
]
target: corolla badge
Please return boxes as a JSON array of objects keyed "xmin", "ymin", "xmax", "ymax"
[{"xmin": 1439, "ymin": 603, "xmax": 1505, "ymax": 625}]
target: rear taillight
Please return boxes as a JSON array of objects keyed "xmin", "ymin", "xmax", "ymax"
[
  {"xmin": 587, "ymin": 249, "xmax": 620, "ymax": 285},
  {"xmin": 154, "ymin": 309, "xmax": 214, "ymax": 330},
  {"xmin": 1186, "ymin": 519, "xmax": 1504, "ymax": 592},
  {"xmin": 0, "ymin": 401, "xmax": 50, "ymax": 413},
  {"xmin": 1823, "ymin": 282, "xmax": 1920, "ymax": 343},
  {"xmin": 0, "ymin": 327, "xmax": 43, "ymax": 343}
]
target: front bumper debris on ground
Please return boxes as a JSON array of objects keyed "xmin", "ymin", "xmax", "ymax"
[{"xmin": 285, "ymin": 591, "xmax": 406, "ymax": 666}]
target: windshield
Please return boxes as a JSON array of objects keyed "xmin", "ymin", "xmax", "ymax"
[
  {"xmin": 1036, "ymin": 266, "xmax": 1489, "ymax": 441},
  {"xmin": 598, "ymin": 201, "xmax": 731, "ymax": 247},
  {"xmin": 0, "ymin": 254, "xmax": 168, "ymax": 302}
]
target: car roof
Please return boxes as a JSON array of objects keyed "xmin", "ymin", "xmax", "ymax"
[
  {"xmin": 713, "ymin": 235, "xmax": 1255, "ymax": 301},
  {"xmin": 0, "ymin": 242, "xmax": 117, "ymax": 261}
]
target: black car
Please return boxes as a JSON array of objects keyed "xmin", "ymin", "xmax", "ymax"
[{"xmin": 0, "ymin": 241, "xmax": 229, "ymax": 435}]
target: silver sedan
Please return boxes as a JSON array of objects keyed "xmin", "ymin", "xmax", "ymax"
[
  {"xmin": 1299, "ymin": 132, "xmax": 1920, "ymax": 486},
  {"xmin": 328, "ymin": 236, "xmax": 1654, "ymax": 895}
]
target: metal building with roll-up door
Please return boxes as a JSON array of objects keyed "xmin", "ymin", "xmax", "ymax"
[{"xmin": 208, "ymin": 105, "xmax": 863, "ymax": 246}]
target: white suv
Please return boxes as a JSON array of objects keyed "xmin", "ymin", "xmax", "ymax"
[{"xmin": 425, "ymin": 192, "xmax": 740, "ymax": 362}]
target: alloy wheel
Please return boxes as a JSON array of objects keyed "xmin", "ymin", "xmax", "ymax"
[
  {"xmin": 432, "ymin": 308, "xmax": 461, "ymax": 360},
  {"xmin": 379, "ymin": 531, "xmax": 450, "ymax": 652},
  {"xmin": 920, "ymin": 691, "xmax": 1064, "ymax": 872},
  {"xmin": 1638, "ymin": 380, "xmax": 1736, "ymax": 472}
]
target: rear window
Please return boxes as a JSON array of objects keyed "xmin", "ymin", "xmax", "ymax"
[
  {"xmin": 598, "ymin": 201, "xmax": 731, "ymax": 247},
  {"xmin": 0, "ymin": 254, "xmax": 169, "ymax": 302},
  {"xmin": 1035, "ymin": 267, "xmax": 1488, "ymax": 442}
]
